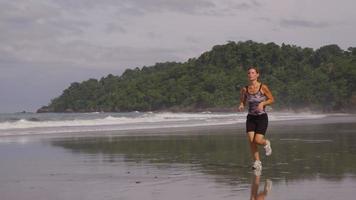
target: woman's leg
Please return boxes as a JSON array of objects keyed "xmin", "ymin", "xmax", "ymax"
[
  {"xmin": 247, "ymin": 131, "xmax": 260, "ymax": 161},
  {"xmin": 254, "ymin": 134, "xmax": 272, "ymax": 156},
  {"xmin": 252, "ymin": 114, "xmax": 272, "ymax": 155},
  {"xmin": 253, "ymin": 134, "xmax": 267, "ymax": 145}
]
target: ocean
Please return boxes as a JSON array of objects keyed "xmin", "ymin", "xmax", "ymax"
[{"xmin": 0, "ymin": 111, "xmax": 329, "ymax": 137}]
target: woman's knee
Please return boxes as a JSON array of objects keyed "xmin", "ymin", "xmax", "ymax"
[
  {"xmin": 247, "ymin": 132, "xmax": 255, "ymax": 143},
  {"xmin": 253, "ymin": 136, "xmax": 265, "ymax": 145}
]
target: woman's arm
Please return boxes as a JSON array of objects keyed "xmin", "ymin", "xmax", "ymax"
[
  {"xmin": 238, "ymin": 87, "xmax": 247, "ymax": 111},
  {"xmin": 261, "ymin": 84, "xmax": 275, "ymax": 106},
  {"xmin": 257, "ymin": 84, "xmax": 274, "ymax": 111}
]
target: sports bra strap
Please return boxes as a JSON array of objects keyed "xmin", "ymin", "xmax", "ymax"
[{"xmin": 245, "ymin": 83, "xmax": 263, "ymax": 93}]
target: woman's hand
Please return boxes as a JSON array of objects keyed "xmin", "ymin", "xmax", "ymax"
[
  {"xmin": 257, "ymin": 102, "xmax": 264, "ymax": 111},
  {"xmin": 238, "ymin": 104, "xmax": 244, "ymax": 112}
]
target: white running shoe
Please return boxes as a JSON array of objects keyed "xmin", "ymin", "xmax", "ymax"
[
  {"xmin": 264, "ymin": 140, "xmax": 272, "ymax": 156},
  {"xmin": 252, "ymin": 160, "xmax": 262, "ymax": 171}
]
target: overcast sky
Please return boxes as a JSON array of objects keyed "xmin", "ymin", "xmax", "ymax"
[{"xmin": 1, "ymin": 0, "xmax": 355, "ymax": 113}]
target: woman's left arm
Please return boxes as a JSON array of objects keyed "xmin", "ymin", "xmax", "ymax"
[
  {"xmin": 258, "ymin": 84, "xmax": 275, "ymax": 111},
  {"xmin": 261, "ymin": 84, "xmax": 275, "ymax": 106}
]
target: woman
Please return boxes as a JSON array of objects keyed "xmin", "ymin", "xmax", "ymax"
[{"xmin": 238, "ymin": 66, "xmax": 275, "ymax": 171}]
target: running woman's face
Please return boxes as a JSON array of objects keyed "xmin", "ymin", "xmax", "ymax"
[{"xmin": 248, "ymin": 69, "xmax": 259, "ymax": 81}]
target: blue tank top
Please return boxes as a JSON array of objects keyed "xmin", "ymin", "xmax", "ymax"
[{"xmin": 245, "ymin": 84, "xmax": 267, "ymax": 116}]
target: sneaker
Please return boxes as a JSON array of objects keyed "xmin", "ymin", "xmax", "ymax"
[
  {"xmin": 252, "ymin": 160, "xmax": 262, "ymax": 171},
  {"xmin": 264, "ymin": 140, "xmax": 272, "ymax": 156}
]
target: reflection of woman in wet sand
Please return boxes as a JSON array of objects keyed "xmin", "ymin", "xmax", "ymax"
[{"xmin": 250, "ymin": 175, "xmax": 272, "ymax": 200}]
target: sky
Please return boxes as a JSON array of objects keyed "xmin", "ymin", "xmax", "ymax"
[{"xmin": 1, "ymin": 0, "xmax": 356, "ymax": 113}]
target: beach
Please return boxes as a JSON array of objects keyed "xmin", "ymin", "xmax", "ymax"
[{"xmin": 0, "ymin": 113, "xmax": 356, "ymax": 199}]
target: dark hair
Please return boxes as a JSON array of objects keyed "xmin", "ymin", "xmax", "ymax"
[
  {"xmin": 247, "ymin": 66, "xmax": 260, "ymax": 74},
  {"xmin": 247, "ymin": 66, "xmax": 261, "ymax": 81}
]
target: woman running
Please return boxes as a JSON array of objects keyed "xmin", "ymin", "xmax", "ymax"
[{"xmin": 238, "ymin": 66, "xmax": 275, "ymax": 171}]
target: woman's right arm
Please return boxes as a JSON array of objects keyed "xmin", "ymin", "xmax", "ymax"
[{"xmin": 238, "ymin": 87, "xmax": 246, "ymax": 112}]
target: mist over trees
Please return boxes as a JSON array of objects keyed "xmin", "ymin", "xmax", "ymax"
[{"xmin": 38, "ymin": 41, "xmax": 356, "ymax": 113}]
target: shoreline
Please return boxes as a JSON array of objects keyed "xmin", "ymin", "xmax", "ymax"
[
  {"xmin": 1, "ymin": 114, "xmax": 355, "ymax": 141},
  {"xmin": 36, "ymin": 106, "xmax": 356, "ymax": 114},
  {"xmin": 1, "ymin": 113, "xmax": 356, "ymax": 200}
]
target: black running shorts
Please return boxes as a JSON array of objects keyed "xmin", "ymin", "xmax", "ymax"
[{"xmin": 246, "ymin": 113, "xmax": 268, "ymax": 135}]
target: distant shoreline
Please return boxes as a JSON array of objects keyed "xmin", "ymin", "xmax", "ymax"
[
  {"xmin": 36, "ymin": 106, "xmax": 355, "ymax": 114},
  {"xmin": 1, "ymin": 113, "xmax": 355, "ymax": 140}
]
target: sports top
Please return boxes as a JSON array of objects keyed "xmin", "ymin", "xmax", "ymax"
[{"xmin": 245, "ymin": 84, "xmax": 267, "ymax": 116}]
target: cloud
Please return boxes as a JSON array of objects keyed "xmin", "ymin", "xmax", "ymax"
[
  {"xmin": 280, "ymin": 19, "xmax": 329, "ymax": 29},
  {"xmin": 53, "ymin": 0, "xmax": 261, "ymax": 16},
  {"xmin": 0, "ymin": 1, "xmax": 89, "ymax": 46},
  {"xmin": 0, "ymin": 39, "xmax": 185, "ymax": 70},
  {"xmin": 0, "ymin": 0, "xmax": 355, "ymax": 112},
  {"xmin": 185, "ymin": 36, "xmax": 202, "ymax": 44},
  {"xmin": 1, "ymin": 0, "xmax": 222, "ymax": 69},
  {"xmin": 230, "ymin": 0, "xmax": 261, "ymax": 10},
  {"xmin": 106, "ymin": 23, "xmax": 127, "ymax": 34},
  {"xmin": 2, "ymin": 0, "xmax": 252, "ymax": 72},
  {"xmin": 53, "ymin": 0, "xmax": 215, "ymax": 15},
  {"xmin": 129, "ymin": 0, "xmax": 215, "ymax": 15},
  {"xmin": 254, "ymin": 17, "xmax": 271, "ymax": 22}
]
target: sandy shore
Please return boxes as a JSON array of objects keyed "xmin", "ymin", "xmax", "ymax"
[{"xmin": 1, "ymin": 114, "xmax": 356, "ymax": 200}]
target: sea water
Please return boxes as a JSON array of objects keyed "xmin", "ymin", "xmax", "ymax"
[{"xmin": 0, "ymin": 111, "xmax": 329, "ymax": 137}]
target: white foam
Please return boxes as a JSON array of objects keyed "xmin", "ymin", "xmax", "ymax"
[
  {"xmin": 0, "ymin": 112, "xmax": 242, "ymax": 130},
  {"xmin": 269, "ymin": 112, "xmax": 327, "ymax": 120},
  {"xmin": 0, "ymin": 112, "xmax": 329, "ymax": 137}
]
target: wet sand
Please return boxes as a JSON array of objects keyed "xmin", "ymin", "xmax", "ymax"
[{"xmin": 1, "ymin": 114, "xmax": 356, "ymax": 200}]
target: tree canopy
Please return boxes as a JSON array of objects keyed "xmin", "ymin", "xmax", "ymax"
[{"xmin": 38, "ymin": 41, "xmax": 356, "ymax": 113}]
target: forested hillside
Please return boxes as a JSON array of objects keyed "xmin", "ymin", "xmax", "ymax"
[{"xmin": 38, "ymin": 41, "xmax": 356, "ymax": 113}]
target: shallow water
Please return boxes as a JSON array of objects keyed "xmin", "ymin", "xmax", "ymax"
[
  {"xmin": 1, "ymin": 117, "xmax": 356, "ymax": 199},
  {"xmin": 0, "ymin": 112, "xmax": 330, "ymax": 136}
]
